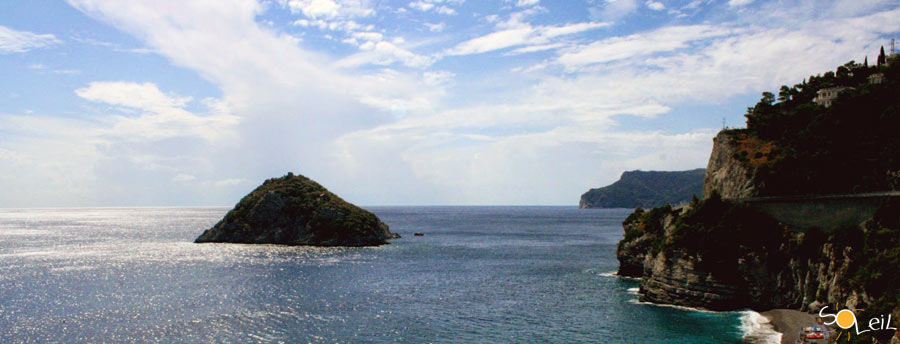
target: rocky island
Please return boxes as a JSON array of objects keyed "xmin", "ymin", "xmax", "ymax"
[
  {"xmin": 195, "ymin": 173, "xmax": 398, "ymax": 246},
  {"xmin": 579, "ymin": 169, "xmax": 705, "ymax": 208},
  {"xmin": 617, "ymin": 52, "xmax": 900, "ymax": 343}
]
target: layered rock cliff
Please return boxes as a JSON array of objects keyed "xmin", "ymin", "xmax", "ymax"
[
  {"xmin": 617, "ymin": 196, "xmax": 900, "ymax": 342},
  {"xmin": 580, "ymin": 169, "xmax": 705, "ymax": 208},
  {"xmin": 195, "ymin": 173, "xmax": 398, "ymax": 246},
  {"xmin": 701, "ymin": 131, "xmax": 767, "ymax": 199}
]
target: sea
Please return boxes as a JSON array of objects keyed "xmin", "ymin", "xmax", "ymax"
[{"xmin": 0, "ymin": 206, "xmax": 781, "ymax": 343}]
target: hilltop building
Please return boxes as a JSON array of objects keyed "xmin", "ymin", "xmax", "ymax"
[{"xmin": 813, "ymin": 86, "xmax": 853, "ymax": 107}]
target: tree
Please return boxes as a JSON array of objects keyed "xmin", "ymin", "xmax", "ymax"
[
  {"xmin": 864, "ymin": 56, "xmax": 868, "ymax": 68},
  {"xmin": 878, "ymin": 46, "xmax": 886, "ymax": 66},
  {"xmin": 745, "ymin": 92, "xmax": 778, "ymax": 137},
  {"xmin": 761, "ymin": 91, "xmax": 775, "ymax": 105},
  {"xmin": 778, "ymin": 85, "xmax": 791, "ymax": 102}
]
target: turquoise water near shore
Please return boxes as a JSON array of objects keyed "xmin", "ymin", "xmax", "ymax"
[{"xmin": 0, "ymin": 206, "xmax": 762, "ymax": 343}]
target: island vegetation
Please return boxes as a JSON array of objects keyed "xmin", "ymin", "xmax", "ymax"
[{"xmin": 195, "ymin": 172, "xmax": 397, "ymax": 246}]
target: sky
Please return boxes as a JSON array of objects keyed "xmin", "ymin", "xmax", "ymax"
[{"xmin": 1, "ymin": 0, "xmax": 899, "ymax": 207}]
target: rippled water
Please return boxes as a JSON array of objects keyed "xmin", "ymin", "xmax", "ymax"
[{"xmin": 0, "ymin": 206, "xmax": 754, "ymax": 343}]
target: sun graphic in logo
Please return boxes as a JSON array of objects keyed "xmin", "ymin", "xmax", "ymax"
[
  {"xmin": 830, "ymin": 308, "xmax": 860, "ymax": 341},
  {"xmin": 836, "ymin": 309, "xmax": 857, "ymax": 329}
]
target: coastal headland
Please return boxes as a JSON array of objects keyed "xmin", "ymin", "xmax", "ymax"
[{"xmin": 615, "ymin": 52, "xmax": 900, "ymax": 343}]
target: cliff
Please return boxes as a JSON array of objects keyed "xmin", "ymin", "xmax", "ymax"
[
  {"xmin": 701, "ymin": 131, "xmax": 770, "ymax": 199},
  {"xmin": 617, "ymin": 197, "xmax": 900, "ymax": 343},
  {"xmin": 195, "ymin": 173, "xmax": 398, "ymax": 246},
  {"xmin": 616, "ymin": 53, "xmax": 900, "ymax": 343},
  {"xmin": 580, "ymin": 169, "xmax": 705, "ymax": 208}
]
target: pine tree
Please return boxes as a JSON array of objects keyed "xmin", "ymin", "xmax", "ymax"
[
  {"xmin": 864, "ymin": 56, "xmax": 868, "ymax": 68},
  {"xmin": 878, "ymin": 46, "xmax": 886, "ymax": 66}
]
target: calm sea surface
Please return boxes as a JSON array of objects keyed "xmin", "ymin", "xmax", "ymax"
[{"xmin": 0, "ymin": 206, "xmax": 761, "ymax": 343}]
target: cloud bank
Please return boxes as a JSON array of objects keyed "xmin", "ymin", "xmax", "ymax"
[{"xmin": 1, "ymin": 0, "xmax": 899, "ymax": 206}]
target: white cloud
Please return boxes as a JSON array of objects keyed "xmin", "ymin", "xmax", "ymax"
[
  {"xmin": 646, "ymin": 0, "xmax": 665, "ymax": 11},
  {"xmin": 592, "ymin": 0, "xmax": 638, "ymax": 21},
  {"xmin": 727, "ymin": 0, "xmax": 754, "ymax": 7},
  {"xmin": 328, "ymin": 6, "xmax": 900, "ymax": 204},
  {"xmin": 409, "ymin": 0, "xmax": 458, "ymax": 15},
  {"xmin": 0, "ymin": 25, "xmax": 61, "ymax": 53},
  {"xmin": 58, "ymin": 0, "xmax": 450, "ymax": 204},
  {"xmin": 287, "ymin": 0, "xmax": 374, "ymax": 19},
  {"xmin": 557, "ymin": 25, "xmax": 733, "ymax": 68},
  {"xmin": 173, "ymin": 173, "xmax": 197, "ymax": 182},
  {"xmin": 336, "ymin": 40, "xmax": 435, "ymax": 68},
  {"xmin": 409, "ymin": 1, "xmax": 434, "ymax": 11},
  {"xmin": 517, "ymin": 0, "xmax": 540, "ymax": 7},
  {"xmin": 435, "ymin": 5, "xmax": 456, "ymax": 15},
  {"xmin": 425, "ymin": 22, "xmax": 446, "ymax": 32},
  {"xmin": 76, "ymin": 82, "xmax": 192, "ymax": 112},
  {"xmin": 423, "ymin": 70, "xmax": 455, "ymax": 85},
  {"xmin": 76, "ymin": 81, "xmax": 238, "ymax": 142},
  {"xmin": 352, "ymin": 31, "xmax": 383, "ymax": 42},
  {"xmin": 0, "ymin": 80, "xmax": 241, "ymax": 206},
  {"xmin": 508, "ymin": 43, "xmax": 564, "ymax": 55},
  {"xmin": 6, "ymin": 0, "xmax": 895, "ymax": 206},
  {"xmin": 446, "ymin": 21, "xmax": 611, "ymax": 55}
]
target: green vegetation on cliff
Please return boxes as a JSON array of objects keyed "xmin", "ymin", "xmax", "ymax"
[
  {"xmin": 621, "ymin": 193, "xmax": 784, "ymax": 282},
  {"xmin": 731, "ymin": 54, "xmax": 900, "ymax": 196},
  {"xmin": 580, "ymin": 169, "xmax": 705, "ymax": 208}
]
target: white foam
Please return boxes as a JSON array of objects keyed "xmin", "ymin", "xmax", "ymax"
[
  {"xmin": 627, "ymin": 287, "xmax": 640, "ymax": 295},
  {"xmin": 627, "ymin": 298, "xmax": 718, "ymax": 313},
  {"xmin": 597, "ymin": 270, "xmax": 643, "ymax": 281},
  {"xmin": 740, "ymin": 310, "xmax": 783, "ymax": 344}
]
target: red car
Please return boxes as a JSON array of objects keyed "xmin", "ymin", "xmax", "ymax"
[{"xmin": 806, "ymin": 332, "xmax": 824, "ymax": 339}]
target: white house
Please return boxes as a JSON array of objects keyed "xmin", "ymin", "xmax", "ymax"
[
  {"xmin": 868, "ymin": 73, "xmax": 886, "ymax": 85},
  {"xmin": 813, "ymin": 86, "xmax": 854, "ymax": 107}
]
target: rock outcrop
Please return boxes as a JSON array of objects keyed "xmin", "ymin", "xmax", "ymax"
[
  {"xmin": 701, "ymin": 131, "xmax": 770, "ymax": 199},
  {"xmin": 617, "ymin": 202, "xmax": 868, "ymax": 311},
  {"xmin": 195, "ymin": 173, "xmax": 398, "ymax": 246},
  {"xmin": 617, "ymin": 196, "xmax": 900, "ymax": 342},
  {"xmin": 580, "ymin": 169, "xmax": 705, "ymax": 208}
]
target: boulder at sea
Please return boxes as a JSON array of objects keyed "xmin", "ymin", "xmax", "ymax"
[{"xmin": 195, "ymin": 173, "xmax": 398, "ymax": 246}]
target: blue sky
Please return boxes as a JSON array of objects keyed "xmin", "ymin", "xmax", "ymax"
[{"xmin": 1, "ymin": 0, "xmax": 899, "ymax": 207}]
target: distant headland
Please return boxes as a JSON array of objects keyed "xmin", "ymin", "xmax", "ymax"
[{"xmin": 579, "ymin": 169, "xmax": 705, "ymax": 209}]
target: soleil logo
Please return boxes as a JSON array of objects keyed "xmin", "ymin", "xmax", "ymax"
[{"xmin": 818, "ymin": 306, "xmax": 897, "ymax": 341}]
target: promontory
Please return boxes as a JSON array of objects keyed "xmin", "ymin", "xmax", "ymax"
[
  {"xmin": 195, "ymin": 173, "xmax": 398, "ymax": 246},
  {"xmin": 579, "ymin": 169, "xmax": 705, "ymax": 209}
]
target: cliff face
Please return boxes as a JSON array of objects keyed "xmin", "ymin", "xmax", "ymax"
[
  {"xmin": 617, "ymin": 57, "xmax": 900, "ymax": 342},
  {"xmin": 617, "ymin": 198, "xmax": 900, "ymax": 342},
  {"xmin": 701, "ymin": 130, "xmax": 772, "ymax": 199},
  {"xmin": 580, "ymin": 169, "xmax": 705, "ymax": 208},
  {"xmin": 195, "ymin": 173, "xmax": 398, "ymax": 247},
  {"xmin": 617, "ymin": 206, "xmax": 861, "ymax": 311}
]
